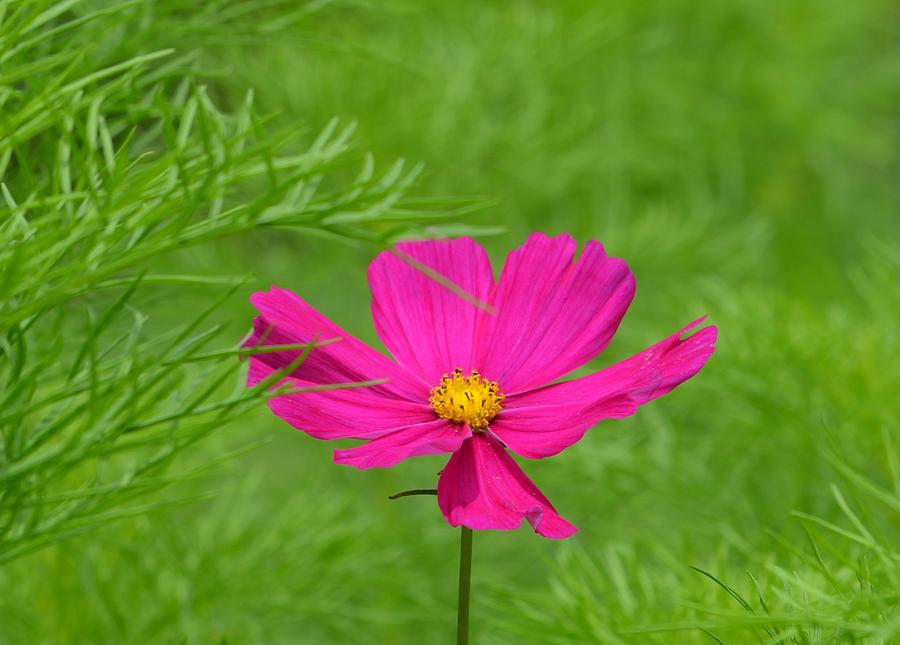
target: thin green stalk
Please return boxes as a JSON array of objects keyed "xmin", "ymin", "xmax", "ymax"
[
  {"xmin": 387, "ymin": 488, "xmax": 437, "ymax": 500},
  {"xmin": 457, "ymin": 527, "xmax": 473, "ymax": 645}
]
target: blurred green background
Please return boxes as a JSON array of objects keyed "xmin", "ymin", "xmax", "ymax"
[{"xmin": 2, "ymin": 0, "xmax": 899, "ymax": 642}]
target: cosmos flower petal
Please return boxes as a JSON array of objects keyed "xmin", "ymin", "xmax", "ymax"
[
  {"xmin": 333, "ymin": 419, "xmax": 471, "ymax": 469},
  {"xmin": 492, "ymin": 319, "xmax": 717, "ymax": 459},
  {"xmin": 368, "ymin": 238, "xmax": 495, "ymax": 384},
  {"xmin": 437, "ymin": 434, "xmax": 578, "ymax": 539},
  {"xmin": 246, "ymin": 286, "xmax": 428, "ymax": 401},
  {"xmin": 474, "ymin": 232, "xmax": 635, "ymax": 394},
  {"xmin": 250, "ymin": 360, "xmax": 435, "ymax": 440}
]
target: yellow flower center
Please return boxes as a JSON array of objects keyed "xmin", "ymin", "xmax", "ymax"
[{"xmin": 429, "ymin": 368, "xmax": 504, "ymax": 432}]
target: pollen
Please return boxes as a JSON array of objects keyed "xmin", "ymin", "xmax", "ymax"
[{"xmin": 429, "ymin": 368, "xmax": 504, "ymax": 432}]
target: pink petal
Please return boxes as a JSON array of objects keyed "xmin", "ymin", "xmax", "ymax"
[
  {"xmin": 437, "ymin": 434, "xmax": 577, "ymax": 539},
  {"xmin": 246, "ymin": 286, "xmax": 428, "ymax": 401},
  {"xmin": 473, "ymin": 233, "xmax": 635, "ymax": 394},
  {"xmin": 368, "ymin": 238, "xmax": 495, "ymax": 385},
  {"xmin": 250, "ymin": 360, "xmax": 435, "ymax": 441},
  {"xmin": 333, "ymin": 419, "xmax": 470, "ymax": 469},
  {"xmin": 492, "ymin": 319, "xmax": 717, "ymax": 459}
]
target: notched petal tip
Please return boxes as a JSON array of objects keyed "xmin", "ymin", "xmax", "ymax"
[
  {"xmin": 248, "ymin": 284, "xmax": 290, "ymax": 308},
  {"xmin": 526, "ymin": 506, "xmax": 579, "ymax": 539},
  {"xmin": 679, "ymin": 315, "xmax": 717, "ymax": 340}
]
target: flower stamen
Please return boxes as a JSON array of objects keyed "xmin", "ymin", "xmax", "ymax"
[{"xmin": 429, "ymin": 368, "xmax": 504, "ymax": 432}]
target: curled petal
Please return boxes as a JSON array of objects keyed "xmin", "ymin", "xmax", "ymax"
[
  {"xmin": 333, "ymin": 420, "xmax": 470, "ymax": 469},
  {"xmin": 368, "ymin": 238, "xmax": 495, "ymax": 384},
  {"xmin": 474, "ymin": 233, "xmax": 635, "ymax": 394},
  {"xmin": 437, "ymin": 434, "xmax": 577, "ymax": 539},
  {"xmin": 246, "ymin": 286, "xmax": 427, "ymax": 401},
  {"xmin": 493, "ymin": 319, "xmax": 718, "ymax": 459}
]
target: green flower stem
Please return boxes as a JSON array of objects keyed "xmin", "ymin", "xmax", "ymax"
[
  {"xmin": 388, "ymin": 489, "xmax": 472, "ymax": 642},
  {"xmin": 457, "ymin": 527, "xmax": 473, "ymax": 645}
]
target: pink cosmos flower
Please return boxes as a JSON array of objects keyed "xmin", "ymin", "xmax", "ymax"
[{"xmin": 246, "ymin": 233, "xmax": 716, "ymax": 539}]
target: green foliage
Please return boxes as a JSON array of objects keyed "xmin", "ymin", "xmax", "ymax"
[
  {"xmin": 2, "ymin": 0, "xmax": 899, "ymax": 643},
  {"xmin": 0, "ymin": 0, "xmax": 454, "ymax": 572}
]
